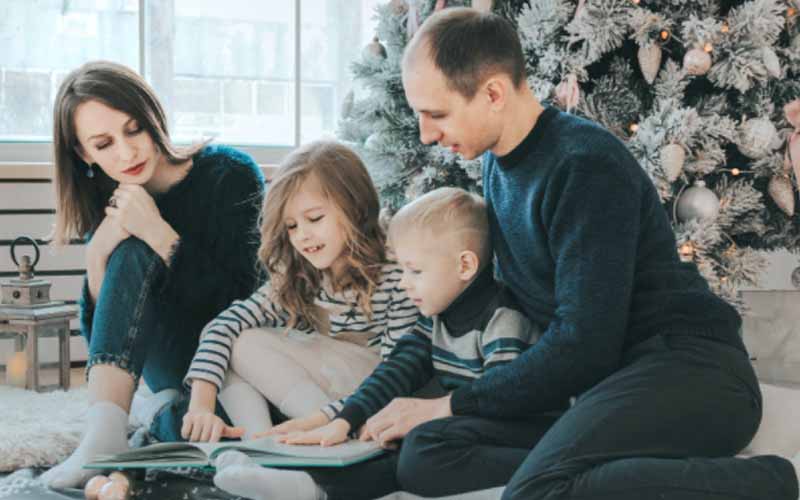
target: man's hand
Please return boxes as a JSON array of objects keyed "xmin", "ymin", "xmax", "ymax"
[
  {"xmin": 360, "ymin": 395, "xmax": 452, "ymax": 446},
  {"xmin": 278, "ymin": 418, "xmax": 351, "ymax": 447}
]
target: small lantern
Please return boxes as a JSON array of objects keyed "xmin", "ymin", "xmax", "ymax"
[{"xmin": 0, "ymin": 236, "xmax": 78, "ymax": 391}]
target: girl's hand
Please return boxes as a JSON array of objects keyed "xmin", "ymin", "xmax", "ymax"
[
  {"xmin": 257, "ymin": 411, "xmax": 330, "ymax": 438},
  {"xmin": 181, "ymin": 409, "xmax": 245, "ymax": 443},
  {"xmin": 278, "ymin": 418, "xmax": 350, "ymax": 447},
  {"xmin": 106, "ymin": 184, "xmax": 179, "ymax": 263}
]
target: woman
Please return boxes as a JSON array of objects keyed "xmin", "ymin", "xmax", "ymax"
[{"xmin": 40, "ymin": 61, "xmax": 265, "ymax": 489}]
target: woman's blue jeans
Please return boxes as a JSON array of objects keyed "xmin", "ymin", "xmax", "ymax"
[{"xmin": 83, "ymin": 238, "xmax": 230, "ymax": 441}]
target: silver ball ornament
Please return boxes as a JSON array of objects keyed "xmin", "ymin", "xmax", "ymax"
[
  {"xmin": 677, "ymin": 180, "xmax": 720, "ymax": 221},
  {"xmin": 791, "ymin": 266, "xmax": 800, "ymax": 289},
  {"xmin": 738, "ymin": 117, "xmax": 779, "ymax": 159}
]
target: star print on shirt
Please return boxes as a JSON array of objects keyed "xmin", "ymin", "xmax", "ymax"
[{"xmin": 343, "ymin": 308, "xmax": 359, "ymax": 324}]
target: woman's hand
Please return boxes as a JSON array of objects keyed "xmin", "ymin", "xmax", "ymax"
[
  {"xmin": 277, "ymin": 418, "xmax": 351, "ymax": 447},
  {"xmin": 181, "ymin": 409, "xmax": 245, "ymax": 443},
  {"xmin": 257, "ymin": 411, "xmax": 330, "ymax": 438},
  {"xmin": 106, "ymin": 184, "xmax": 179, "ymax": 263}
]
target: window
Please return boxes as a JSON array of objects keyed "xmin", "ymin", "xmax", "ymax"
[{"xmin": 0, "ymin": 0, "xmax": 380, "ymax": 163}]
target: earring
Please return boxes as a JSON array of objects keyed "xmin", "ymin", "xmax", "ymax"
[{"xmin": 86, "ymin": 163, "xmax": 97, "ymax": 179}]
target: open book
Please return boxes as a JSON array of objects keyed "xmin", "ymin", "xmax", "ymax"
[{"xmin": 83, "ymin": 436, "xmax": 385, "ymax": 470}]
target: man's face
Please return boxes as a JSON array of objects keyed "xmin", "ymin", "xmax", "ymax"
[{"xmin": 402, "ymin": 50, "xmax": 499, "ymax": 161}]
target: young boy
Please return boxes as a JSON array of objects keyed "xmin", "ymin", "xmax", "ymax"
[{"xmin": 211, "ymin": 187, "xmax": 545, "ymax": 500}]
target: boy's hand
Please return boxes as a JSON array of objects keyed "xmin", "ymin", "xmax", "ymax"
[
  {"xmin": 278, "ymin": 418, "xmax": 351, "ymax": 447},
  {"xmin": 181, "ymin": 410, "xmax": 245, "ymax": 443},
  {"xmin": 257, "ymin": 410, "xmax": 329, "ymax": 438}
]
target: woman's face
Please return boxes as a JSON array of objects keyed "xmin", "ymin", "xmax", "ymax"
[{"xmin": 73, "ymin": 99, "xmax": 160, "ymax": 187}]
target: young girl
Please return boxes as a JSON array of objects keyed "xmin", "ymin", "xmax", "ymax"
[
  {"xmin": 39, "ymin": 61, "xmax": 265, "ymax": 489},
  {"xmin": 180, "ymin": 140, "xmax": 420, "ymax": 448}
]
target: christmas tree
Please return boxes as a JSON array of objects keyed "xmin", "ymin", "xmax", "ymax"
[{"xmin": 338, "ymin": 0, "xmax": 800, "ymax": 308}]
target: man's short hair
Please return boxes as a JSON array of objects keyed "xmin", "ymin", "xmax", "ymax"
[
  {"xmin": 389, "ymin": 187, "xmax": 490, "ymax": 264},
  {"xmin": 403, "ymin": 7, "xmax": 526, "ymax": 99}
]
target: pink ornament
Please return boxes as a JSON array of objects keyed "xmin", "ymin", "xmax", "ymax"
[
  {"xmin": 98, "ymin": 479, "xmax": 130, "ymax": 500},
  {"xmin": 785, "ymin": 99, "xmax": 800, "ymax": 193},
  {"xmin": 555, "ymin": 74, "xmax": 580, "ymax": 112},
  {"xmin": 683, "ymin": 48, "xmax": 712, "ymax": 76},
  {"xmin": 84, "ymin": 475, "xmax": 110, "ymax": 500}
]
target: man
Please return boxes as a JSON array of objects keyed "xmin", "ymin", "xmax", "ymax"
[{"xmin": 359, "ymin": 7, "xmax": 798, "ymax": 500}]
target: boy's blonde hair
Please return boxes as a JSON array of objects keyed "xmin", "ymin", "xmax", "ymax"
[
  {"xmin": 259, "ymin": 140, "xmax": 386, "ymax": 334},
  {"xmin": 389, "ymin": 187, "xmax": 490, "ymax": 265}
]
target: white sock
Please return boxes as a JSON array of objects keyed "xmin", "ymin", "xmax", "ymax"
[
  {"xmin": 129, "ymin": 387, "xmax": 178, "ymax": 429},
  {"xmin": 277, "ymin": 381, "xmax": 330, "ymax": 418},
  {"xmin": 218, "ymin": 380, "xmax": 272, "ymax": 439},
  {"xmin": 39, "ymin": 401, "xmax": 129, "ymax": 489},
  {"xmin": 213, "ymin": 450, "xmax": 325, "ymax": 500}
]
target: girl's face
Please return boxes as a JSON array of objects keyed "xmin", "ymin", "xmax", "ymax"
[
  {"xmin": 283, "ymin": 175, "xmax": 350, "ymax": 278},
  {"xmin": 73, "ymin": 99, "xmax": 161, "ymax": 189}
]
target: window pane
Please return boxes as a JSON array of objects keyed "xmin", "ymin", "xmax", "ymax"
[
  {"xmin": 0, "ymin": 0, "xmax": 139, "ymax": 142},
  {"xmin": 299, "ymin": 0, "xmax": 380, "ymax": 143},
  {"xmin": 150, "ymin": 0, "xmax": 297, "ymax": 146}
]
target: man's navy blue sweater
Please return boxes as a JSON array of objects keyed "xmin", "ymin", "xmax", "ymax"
[{"xmin": 450, "ymin": 106, "xmax": 744, "ymax": 418}]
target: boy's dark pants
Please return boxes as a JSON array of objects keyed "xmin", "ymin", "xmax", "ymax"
[{"xmin": 310, "ymin": 334, "xmax": 799, "ymax": 500}]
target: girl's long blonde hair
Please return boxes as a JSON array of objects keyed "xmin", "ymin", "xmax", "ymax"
[{"xmin": 259, "ymin": 141, "xmax": 386, "ymax": 334}]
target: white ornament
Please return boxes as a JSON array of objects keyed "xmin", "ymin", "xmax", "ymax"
[
  {"xmin": 677, "ymin": 180, "xmax": 720, "ymax": 221},
  {"xmin": 660, "ymin": 143, "xmax": 685, "ymax": 182},
  {"xmin": 738, "ymin": 117, "xmax": 779, "ymax": 159},
  {"xmin": 768, "ymin": 175, "xmax": 796, "ymax": 216},
  {"xmin": 472, "ymin": 0, "xmax": 493, "ymax": 12},
  {"xmin": 638, "ymin": 43, "xmax": 662, "ymax": 84},
  {"xmin": 364, "ymin": 132, "xmax": 382, "ymax": 151},
  {"xmin": 762, "ymin": 46, "xmax": 782, "ymax": 78},
  {"xmin": 362, "ymin": 37, "xmax": 387, "ymax": 60},
  {"xmin": 683, "ymin": 48, "xmax": 712, "ymax": 76}
]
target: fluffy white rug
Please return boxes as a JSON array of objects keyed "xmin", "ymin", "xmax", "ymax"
[{"xmin": 0, "ymin": 386, "xmax": 88, "ymax": 472}]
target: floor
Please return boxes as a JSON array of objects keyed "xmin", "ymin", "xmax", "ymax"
[{"xmin": 0, "ymin": 365, "xmax": 87, "ymax": 391}]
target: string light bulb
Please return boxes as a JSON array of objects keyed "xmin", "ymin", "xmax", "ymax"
[
  {"xmin": 789, "ymin": 7, "xmax": 797, "ymax": 17},
  {"xmin": 703, "ymin": 42, "xmax": 713, "ymax": 53},
  {"xmin": 731, "ymin": 168, "xmax": 741, "ymax": 176},
  {"xmin": 660, "ymin": 30, "xmax": 670, "ymax": 41},
  {"xmin": 629, "ymin": 123, "xmax": 639, "ymax": 133},
  {"xmin": 678, "ymin": 242, "xmax": 695, "ymax": 262},
  {"xmin": 721, "ymin": 23, "xmax": 729, "ymax": 33}
]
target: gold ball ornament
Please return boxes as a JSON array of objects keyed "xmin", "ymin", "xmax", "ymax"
[
  {"xmin": 683, "ymin": 48, "xmax": 712, "ymax": 76},
  {"xmin": 676, "ymin": 180, "xmax": 720, "ymax": 221},
  {"xmin": 84, "ymin": 475, "xmax": 111, "ymax": 500},
  {"xmin": 678, "ymin": 242, "xmax": 695, "ymax": 262},
  {"xmin": 660, "ymin": 143, "xmax": 685, "ymax": 182},
  {"xmin": 637, "ymin": 43, "xmax": 662, "ymax": 84},
  {"xmin": 768, "ymin": 175, "xmax": 796, "ymax": 216},
  {"xmin": 762, "ymin": 47, "xmax": 782, "ymax": 78},
  {"xmin": 738, "ymin": 117, "xmax": 780, "ymax": 159},
  {"xmin": 363, "ymin": 37, "xmax": 387, "ymax": 60}
]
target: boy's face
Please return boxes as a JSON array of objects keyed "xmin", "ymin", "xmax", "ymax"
[{"xmin": 394, "ymin": 229, "xmax": 472, "ymax": 317}]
